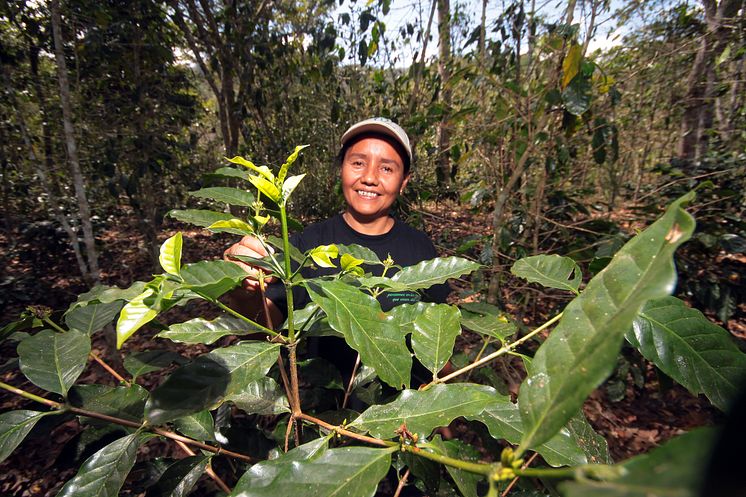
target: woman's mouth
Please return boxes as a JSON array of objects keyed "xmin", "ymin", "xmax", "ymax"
[{"xmin": 357, "ymin": 190, "xmax": 379, "ymax": 198}]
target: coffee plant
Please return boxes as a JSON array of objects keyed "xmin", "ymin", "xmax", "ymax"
[{"xmin": 2, "ymin": 147, "xmax": 745, "ymax": 497}]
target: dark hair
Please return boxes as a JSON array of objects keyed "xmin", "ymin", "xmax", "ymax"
[{"xmin": 336, "ymin": 132, "xmax": 411, "ymax": 175}]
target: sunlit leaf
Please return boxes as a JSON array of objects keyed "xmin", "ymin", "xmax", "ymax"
[
  {"xmin": 225, "ymin": 156, "xmax": 274, "ymax": 181},
  {"xmin": 562, "ymin": 43, "xmax": 582, "ymax": 89},
  {"xmin": 17, "ymin": 329, "xmax": 90, "ymax": 396},
  {"xmin": 412, "ymin": 304, "xmax": 462, "ymax": 377},
  {"xmin": 518, "ymin": 193, "xmax": 696, "ymax": 452},
  {"xmin": 207, "ymin": 219, "xmax": 255, "ymax": 236},
  {"xmin": 248, "ymin": 174, "xmax": 280, "ymax": 202},
  {"xmin": 628, "ymin": 296, "xmax": 746, "ymax": 411},
  {"xmin": 159, "ymin": 232, "xmax": 183, "ymax": 277},
  {"xmin": 351, "ymin": 383, "xmax": 496, "ymax": 439},
  {"xmin": 189, "ymin": 187, "xmax": 255, "ymax": 207},
  {"xmin": 309, "ymin": 244, "xmax": 339, "ymax": 268},
  {"xmin": 57, "ymin": 433, "xmax": 139, "ymax": 497},
  {"xmin": 337, "ymin": 244, "xmax": 382, "ymax": 264},
  {"xmin": 391, "ymin": 257, "xmax": 480, "ymax": 291},
  {"xmin": 116, "ymin": 289, "xmax": 158, "ymax": 348},
  {"xmin": 156, "ymin": 315, "xmax": 262, "ymax": 345},
  {"xmin": 340, "ymin": 253, "xmax": 364, "ymax": 273},
  {"xmin": 278, "ymin": 144, "xmax": 309, "ymax": 183},
  {"xmin": 511, "ymin": 254, "xmax": 582, "ymax": 294},
  {"xmin": 281, "ymin": 173, "xmax": 306, "ymax": 204}
]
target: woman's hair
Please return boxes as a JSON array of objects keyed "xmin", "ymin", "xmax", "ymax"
[{"xmin": 336, "ymin": 132, "xmax": 411, "ymax": 175}]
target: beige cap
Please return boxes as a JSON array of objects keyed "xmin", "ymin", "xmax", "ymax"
[{"xmin": 340, "ymin": 117, "xmax": 413, "ymax": 164}]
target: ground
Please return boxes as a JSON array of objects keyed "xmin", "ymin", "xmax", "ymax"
[{"xmin": 0, "ymin": 202, "xmax": 740, "ymax": 496}]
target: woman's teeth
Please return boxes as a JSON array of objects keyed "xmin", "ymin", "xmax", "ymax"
[{"xmin": 357, "ymin": 190, "xmax": 378, "ymax": 198}]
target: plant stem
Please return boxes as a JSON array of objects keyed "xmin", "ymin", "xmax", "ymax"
[
  {"xmin": 89, "ymin": 351, "xmax": 131, "ymax": 386},
  {"xmin": 393, "ymin": 468, "xmax": 411, "ymax": 497},
  {"xmin": 175, "ymin": 440, "xmax": 232, "ymax": 494},
  {"xmin": 296, "ymin": 413, "xmax": 395, "ymax": 448},
  {"xmin": 0, "ymin": 381, "xmax": 255, "ymax": 463},
  {"xmin": 342, "ymin": 354, "xmax": 361, "ymax": 409},
  {"xmin": 430, "ymin": 312, "xmax": 563, "ymax": 386},
  {"xmin": 279, "ymin": 205, "xmax": 295, "ymax": 343},
  {"xmin": 501, "ymin": 452, "xmax": 539, "ymax": 496},
  {"xmin": 42, "ymin": 316, "xmax": 67, "ymax": 334},
  {"xmin": 466, "ymin": 336, "xmax": 492, "ymax": 381},
  {"xmin": 514, "ymin": 466, "xmax": 576, "ymax": 479},
  {"xmin": 401, "ymin": 444, "xmax": 494, "ymax": 476},
  {"xmin": 213, "ymin": 298, "xmax": 282, "ymax": 339}
]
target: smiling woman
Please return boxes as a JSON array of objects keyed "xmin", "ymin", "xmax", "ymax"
[{"xmin": 224, "ymin": 118, "xmax": 449, "ymax": 383}]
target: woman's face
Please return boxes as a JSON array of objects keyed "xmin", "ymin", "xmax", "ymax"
[{"xmin": 341, "ymin": 136, "xmax": 410, "ymax": 222}]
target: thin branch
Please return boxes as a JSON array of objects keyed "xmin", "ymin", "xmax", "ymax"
[
  {"xmin": 501, "ymin": 453, "xmax": 539, "ymax": 497},
  {"xmin": 175, "ymin": 440, "xmax": 232, "ymax": 494},
  {"xmin": 296, "ymin": 413, "xmax": 395, "ymax": 448},
  {"xmin": 341, "ymin": 354, "xmax": 361, "ymax": 409},
  {"xmin": 393, "ymin": 469, "xmax": 411, "ymax": 497},
  {"xmin": 89, "ymin": 351, "xmax": 130, "ymax": 386}
]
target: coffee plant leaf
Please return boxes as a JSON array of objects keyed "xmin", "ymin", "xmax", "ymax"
[
  {"xmin": 180, "ymin": 260, "xmax": 248, "ymax": 300},
  {"xmin": 390, "ymin": 256, "xmax": 481, "ymax": 290},
  {"xmin": 167, "ymin": 209, "xmax": 233, "ymax": 228},
  {"xmin": 64, "ymin": 301, "xmax": 123, "ymax": 336},
  {"xmin": 628, "ymin": 296, "xmax": 746, "ymax": 411},
  {"xmin": 430, "ymin": 437, "xmax": 481, "ymax": 497},
  {"xmin": 207, "ymin": 218, "xmax": 255, "ymax": 236},
  {"xmin": 56, "ymin": 433, "xmax": 140, "ymax": 497},
  {"xmin": 159, "ymin": 232, "xmax": 183, "ymax": 277},
  {"xmin": 17, "ymin": 328, "xmax": 90, "ymax": 396},
  {"xmin": 336, "ymin": 243, "xmax": 382, "ymax": 264},
  {"xmin": 123, "ymin": 350, "xmax": 186, "ymax": 379},
  {"xmin": 0, "ymin": 410, "xmax": 55, "ymax": 464},
  {"xmin": 559, "ymin": 428, "xmax": 715, "ymax": 497},
  {"xmin": 173, "ymin": 411, "xmax": 215, "ymax": 442},
  {"xmin": 518, "ymin": 192, "xmax": 696, "ymax": 452},
  {"xmin": 307, "ymin": 280, "xmax": 411, "ymax": 389},
  {"xmin": 309, "ymin": 244, "xmax": 339, "ymax": 268},
  {"xmin": 145, "ymin": 341, "xmax": 280, "ymax": 425},
  {"xmin": 67, "ymin": 282, "xmax": 147, "ymax": 310},
  {"xmin": 225, "ymin": 377, "xmax": 290, "ymax": 415},
  {"xmin": 209, "ymin": 166, "xmax": 252, "ymax": 181},
  {"xmin": 278, "ymin": 144, "xmax": 309, "ymax": 184},
  {"xmin": 281, "ymin": 173, "xmax": 306, "ymax": 204},
  {"xmin": 156, "ymin": 315, "xmax": 263, "ymax": 345},
  {"xmin": 460, "ymin": 309, "xmax": 516, "ymax": 341},
  {"xmin": 388, "ymin": 302, "xmax": 430, "ymax": 337},
  {"xmin": 116, "ymin": 289, "xmax": 158, "ymax": 348},
  {"xmin": 69, "ymin": 384, "xmax": 148, "ymax": 424},
  {"xmin": 511, "ymin": 254, "xmax": 582, "ymax": 294},
  {"xmin": 350, "ymin": 383, "xmax": 496, "ymax": 439},
  {"xmin": 248, "ymin": 174, "xmax": 280, "ymax": 203},
  {"xmin": 189, "ymin": 186, "xmax": 255, "ymax": 207},
  {"xmin": 150, "ymin": 455, "xmax": 210, "ymax": 497},
  {"xmin": 225, "ymin": 156, "xmax": 274, "ymax": 180},
  {"xmin": 231, "ymin": 444, "xmax": 394, "ymax": 497},
  {"xmin": 412, "ymin": 304, "xmax": 462, "ymax": 376}
]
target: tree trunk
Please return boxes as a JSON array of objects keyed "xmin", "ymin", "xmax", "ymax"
[
  {"xmin": 51, "ymin": 0, "xmax": 100, "ymax": 284},
  {"xmin": 436, "ymin": 0, "xmax": 453, "ymax": 195}
]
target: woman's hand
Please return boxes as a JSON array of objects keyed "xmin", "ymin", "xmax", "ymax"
[{"xmin": 223, "ymin": 236, "xmax": 276, "ymax": 291}]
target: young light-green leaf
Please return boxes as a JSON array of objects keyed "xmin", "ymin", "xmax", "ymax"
[
  {"xmin": 562, "ymin": 43, "xmax": 583, "ymax": 89},
  {"xmin": 309, "ymin": 244, "xmax": 339, "ymax": 268},
  {"xmin": 350, "ymin": 383, "xmax": 496, "ymax": 439},
  {"xmin": 412, "ymin": 304, "xmax": 462, "ymax": 377},
  {"xmin": 225, "ymin": 156, "xmax": 274, "ymax": 181},
  {"xmin": 156, "ymin": 315, "xmax": 262, "ymax": 345},
  {"xmin": 231, "ymin": 445, "xmax": 393, "ymax": 497},
  {"xmin": 189, "ymin": 186, "xmax": 255, "ymax": 207},
  {"xmin": 207, "ymin": 218, "xmax": 255, "ymax": 236},
  {"xmin": 248, "ymin": 174, "xmax": 281, "ymax": 202},
  {"xmin": 56, "ymin": 433, "xmax": 139, "ymax": 497},
  {"xmin": 281, "ymin": 173, "xmax": 306, "ymax": 204},
  {"xmin": 159, "ymin": 232, "xmax": 183, "ymax": 276},
  {"xmin": 307, "ymin": 280, "xmax": 411, "ymax": 389},
  {"xmin": 0, "ymin": 410, "xmax": 54, "ymax": 464},
  {"xmin": 511, "ymin": 254, "xmax": 582, "ymax": 294},
  {"xmin": 116, "ymin": 288, "xmax": 158, "ymax": 348},
  {"xmin": 628, "ymin": 296, "xmax": 746, "ymax": 411},
  {"xmin": 518, "ymin": 192, "xmax": 696, "ymax": 453},
  {"xmin": 391, "ymin": 256, "xmax": 481, "ymax": 290},
  {"xmin": 17, "ymin": 329, "xmax": 91, "ymax": 396},
  {"xmin": 277, "ymin": 144, "xmax": 309, "ymax": 183},
  {"xmin": 64, "ymin": 301, "xmax": 123, "ymax": 336}
]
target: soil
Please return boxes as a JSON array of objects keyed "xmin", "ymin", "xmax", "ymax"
[{"xmin": 0, "ymin": 203, "xmax": 741, "ymax": 496}]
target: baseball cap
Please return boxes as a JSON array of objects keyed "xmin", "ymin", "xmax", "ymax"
[{"xmin": 340, "ymin": 117, "xmax": 413, "ymax": 165}]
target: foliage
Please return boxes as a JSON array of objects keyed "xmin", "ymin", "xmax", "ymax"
[{"xmin": 2, "ymin": 148, "xmax": 744, "ymax": 497}]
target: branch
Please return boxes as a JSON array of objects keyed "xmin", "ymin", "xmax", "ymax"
[
  {"xmin": 175, "ymin": 440, "xmax": 232, "ymax": 494},
  {"xmin": 89, "ymin": 351, "xmax": 131, "ymax": 386},
  {"xmin": 296, "ymin": 413, "xmax": 395, "ymax": 448}
]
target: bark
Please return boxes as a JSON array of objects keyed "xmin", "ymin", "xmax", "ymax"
[
  {"xmin": 436, "ymin": 0, "xmax": 453, "ymax": 194},
  {"xmin": 50, "ymin": 0, "xmax": 100, "ymax": 284},
  {"xmin": 479, "ymin": 0, "xmax": 488, "ymax": 62}
]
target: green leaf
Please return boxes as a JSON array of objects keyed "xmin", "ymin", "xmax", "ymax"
[
  {"xmin": 511, "ymin": 255, "xmax": 582, "ymax": 294},
  {"xmin": 167, "ymin": 209, "xmax": 233, "ymax": 228},
  {"xmin": 350, "ymin": 383, "xmax": 496, "ymax": 439},
  {"xmin": 388, "ymin": 302, "xmax": 429, "ymax": 337},
  {"xmin": 69, "ymin": 384, "xmax": 148, "ymax": 423},
  {"xmin": 225, "ymin": 377, "xmax": 290, "ymax": 415},
  {"xmin": 248, "ymin": 174, "xmax": 281, "ymax": 203},
  {"xmin": 430, "ymin": 437, "xmax": 482, "ymax": 497},
  {"xmin": 281, "ymin": 173, "xmax": 306, "ymax": 203},
  {"xmin": 156, "ymin": 315, "xmax": 262, "ymax": 345},
  {"xmin": 337, "ymin": 244, "xmax": 382, "ymax": 264},
  {"xmin": 17, "ymin": 329, "xmax": 91, "ymax": 396},
  {"xmin": 145, "ymin": 341, "xmax": 280, "ymax": 424},
  {"xmin": 559, "ymin": 428, "xmax": 715, "ymax": 497},
  {"xmin": 159, "ymin": 232, "xmax": 183, "ymax": 277},
  {"xmin": 64, "ymin": 301, "xmax": 123, "ymax": 336},
  {"xmin": 173, "ymin": 411, "xmax": 215, "ymax": 442},
  {"xmin": 518, "ymin": 192, "xmax": 696, "ymax": 452},
  {"xmin": 180, "ymin": 260, "xmax": 249, "ymax": 300},
  {"xmin": 207, "ymin": 218, "xmax": 255, "ymax": 236},
  {"xmin": 628, "ymin": 296, "xmax": 746, "ymax": 411},
  {"xmin": 57, "ymin": 433, "xmax": 139, "ymax": 497},
  {"xmin": 307, "ymin": 280, "xmax": 411, "ymax": 389},
  {"xmin": 116, "ymin": 288, "xmax": 158, "ymax": 348},
  {"xmin": 0, "ymin": 410, "xmax": 54, "ymax": 464},
  {"xmin": 232, "ymin": 444, "xmax": 394, "ymax": 497},
  {"xmin": 340, "ymin": 253, "xmax": 364, "ymax": 272},
  {"xmin": 68, "ymin": 282, "xmax": 147, "ymax": 310},
  {"xmin": 412, "ymin": 304, "xmax": 462, "ymax": 377},
  {"xmin": 565, "ymin": 412, "xmax": 612, "ymax": 465},
  {"xmin": 150, "ymin": 455, "xmax": 210, "ymax": 497},
  {"xmin": 460, "ymin": 308, "xmax": 516, "ymax": 341},
  {"xmin": 189, "ymin": 187, "xmax": 255, "ymax": 207},
  {"xmin": 209, "ymin": 166, "xmax": 251, "ymax": 181},
  {"xmin": 123, "ymin": 350, "xmax": 185, "ymax": 379},
  {"xmin": 226, "ymin": 156, "xmax": 274, "ymax": 181},
  {"xmin": 562, "ymin": 75, "xmax": 592, "ymax": 116},
  {"xmin": 469, "ymin": 399, "xmax": 602, "ymax": 467},
  {"xmin": 391, "ymin": 256, "xmax": 480, "ymax": 291},
  {"xmin": 309, "ymin": 244, "xmax": 339, "ymax": 268},
  {"xmin": 562, "ymin": 43, "xmax": 582, "ymax": 89},
  {"xmin": 278, "ymin": 144, "xmax": 309, "ymax": 183}
]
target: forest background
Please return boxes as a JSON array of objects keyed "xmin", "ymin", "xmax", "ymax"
[{"xmin": 0, "ymin": 0, "xmax": 745, "ymax": 495}]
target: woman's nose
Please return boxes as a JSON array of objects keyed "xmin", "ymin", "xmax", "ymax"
[{"xmin": 362, "ymin": 164, "xmax": 379, "ymax": 184}]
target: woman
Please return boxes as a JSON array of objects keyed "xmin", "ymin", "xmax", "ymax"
[{"xmin": 224, "ymin": 118, "xmax": 449, "ymax": 382}]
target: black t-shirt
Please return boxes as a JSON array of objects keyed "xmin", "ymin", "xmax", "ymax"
[{"xmin": 265, "ymin": 213, "xmax": 450, "ymax": 387}]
